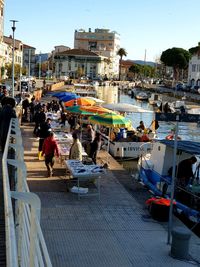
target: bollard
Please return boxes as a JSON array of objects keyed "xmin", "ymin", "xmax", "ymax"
[{"xmin": 171, "ymin": 226, "xmax": 191, "ymax": 260}]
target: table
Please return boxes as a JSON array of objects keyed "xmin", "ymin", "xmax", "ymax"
[{"xmin": 65, "ymin": 160, "xmax": 105, "ymax": 199}]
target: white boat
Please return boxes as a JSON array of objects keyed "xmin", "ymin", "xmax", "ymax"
[
  {"xmin": 135, "ymin": 92, "xmax": 149, "ymax": 101},
  {"xmin": 137, "ymin": 140, "xmax": 200, "ymax": 223},
  {"xmin": 148, "ymin": 93, "xmax": 161, "ymax": 105},
  {"xmin": 100, "ymin": 130, "xmax": 155, "ymax": 159},
  {"xmin": 73, "ymin": 83, "xmax": 97, "ymax": 97}
]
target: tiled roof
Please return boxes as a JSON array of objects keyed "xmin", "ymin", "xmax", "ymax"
[{"xmin": 56, "ymin": 49, "xmax": 100, "ymax": 57}]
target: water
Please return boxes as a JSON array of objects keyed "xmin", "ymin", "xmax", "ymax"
[
  {"xmin": 96, "ymin": 86, "xmax": 200, "ymax": 142},
  {"xmin": 96, "ymin": 85, "xmax": 200, "ymax": 172}
]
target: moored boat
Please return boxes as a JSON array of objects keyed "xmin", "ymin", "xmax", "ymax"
[
  {"xmin": 137, "ymin": 139, "xmax": 200, "ymax": 223},
  {"xmin": 135, "ymin": 92, "xmax": 149, "ymax": 101}
]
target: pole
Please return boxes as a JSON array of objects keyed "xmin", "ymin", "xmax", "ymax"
[
  {"xmin": 39, "ymin": 52, "xmax": 41, "ymax": 79},
  {"xmin": 28, "ymin": 49, "xmax": 31, "ymax": 77},
  {"xmin": 10, "ymin": 20, "xmax": 18, "ymax": 98},
  {"xmin": 167, "ymin": 115, "xmax": 179, "ymax": 244}
]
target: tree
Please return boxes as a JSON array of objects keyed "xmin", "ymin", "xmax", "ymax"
[
  {"xmin": 160, "ymin": 47, "xmax": 190, "ymax": 81},
  {"xmin": 5, "ymin": 63, "xmax": 21, "ymax": 79},
  {"xmin": 129, "ymin": 64, "xmax": 142, "ymax": 79},
  {"xmin": 117, "ymin": 48, "xmax": 127, "ymax": 80}
]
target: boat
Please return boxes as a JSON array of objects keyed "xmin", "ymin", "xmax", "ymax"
[
  {"xmin": 137, "ymin": 139, "xmax": 200, "ymax": 223},
  {"xmin": 100, "ymin": 129, "xmax": 155, "ymax": 159},
  {"xmin": 135, "ymin": 92, "xmax": 149, "ymax": 101},
  {"xmin": 148, "ymin": 93, "xmax": 161, "ymax": 106},
  {"xmin": 73, "ymin": 83, "xmax": 97, "ymax": 97}
]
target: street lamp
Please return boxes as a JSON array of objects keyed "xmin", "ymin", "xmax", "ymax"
[{"xmin": 10, "ymin": 20, "xmax": 18, "ymax": 98}]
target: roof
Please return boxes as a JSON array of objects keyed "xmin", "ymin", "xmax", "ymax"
[
  {"xmin": 158, "ymin": 140, "xmax": 200, "ymax": 155},
  {"xmin": 56, "ymin": 49, "xmax": 100, "ymax": 57}
]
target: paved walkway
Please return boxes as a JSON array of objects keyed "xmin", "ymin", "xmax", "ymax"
[{"xmin": 22, "ymin": 123, "xmax": 200, "ymax": 267}]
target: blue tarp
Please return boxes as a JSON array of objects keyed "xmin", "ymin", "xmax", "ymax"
[{"xmin": 158, "ymin": 140, "xmax": 200, "ymax": 155}]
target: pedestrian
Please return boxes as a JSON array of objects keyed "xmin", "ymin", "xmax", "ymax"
[
  {"xmin": 42, "ymin": 132, "xmax": 59, "ymax": 177},
  {"xmin": 69, "ymin": 132, "xmax": 82, "ymax": 161},
  {"xmin": 0, "ymin": 97, "xmax": 16, "ymax": 152},
  {"xmin": 38, "ymin": 118, "xmax": 52, "ymax": 159},
  {"xmin": 90, "ymin": 132, "xmax": 101, "ymax": 164}
]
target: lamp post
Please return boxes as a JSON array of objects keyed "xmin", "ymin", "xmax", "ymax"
[
  {"xmin": 39, "ymin": 52, "xmax": 41, "ymax": 79},
  {"xmin": 28, "ymin": 49, "xmax": 31, "ymax": 77},
  {"xmin": 10, "ymin": 20, "xmax": 18, "ymax": 98}
]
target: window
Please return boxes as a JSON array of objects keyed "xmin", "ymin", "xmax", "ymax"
[{"xmin": 192, "ymin": 64, "xmax": 196, "ymax": 72}]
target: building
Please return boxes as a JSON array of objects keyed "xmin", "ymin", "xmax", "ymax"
[
  {"xmin": 74, "ymin": 28, "xmax": 120, "ymax": 79},
  {"xmin": 188, "ymin": 44, "xmax": 200, "ymax": 86},
  {"xmin": 54, "ymin": 48, "xmax": 109, "ymax": 79},
  {"xmin": 0, "ymin": 0, "xmax": 4, "ymax": 79},
  {"xmin": 22, "ymin": 44, "xmax": 36, "ymax": 77}
]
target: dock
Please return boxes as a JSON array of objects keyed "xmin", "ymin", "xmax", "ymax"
[{"xmin": 20, "ymin": 122, "xmax": 200, "ymax": 267}]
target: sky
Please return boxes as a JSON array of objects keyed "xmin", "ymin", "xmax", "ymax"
[{"xmin": 3, "ymin": 0, "xmax": 200, "ymax": 62}]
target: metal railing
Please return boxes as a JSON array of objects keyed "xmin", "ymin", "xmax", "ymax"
[{"xmin": 2, "ymin": 118, "xmax": 52, "ymax": 267}]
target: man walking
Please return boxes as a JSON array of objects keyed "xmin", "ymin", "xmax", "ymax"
[{"xmin": 42, "ymin": 132, "xmax": 59, "ymax": 177}]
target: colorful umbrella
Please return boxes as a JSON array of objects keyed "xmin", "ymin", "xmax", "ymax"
[
  {"xmin": 52, "ymin": 92, "xmax": 71, "ymax": 97},
  {"xmin": 64, "ymin": 97, "xmax": 96, "ymax": 107},
  {"xmin": 66, "ymin": 105, "xmax": 95, "ymax": 115},
  {"xmin": 80, "ymin": 105, "xmax": 112, "ymax": 114},
  {"xmin": 88, "ymin": 112, "xmax": 131, "ymax": 128},
  {"xmin": 59, "ymin": 94, "xmax": 79, "ymax": 102},
  {"xmin": 89, "ymin": 112, "xmax": 131, "ymax": 163}
]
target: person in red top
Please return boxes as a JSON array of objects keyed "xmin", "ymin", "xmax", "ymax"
[{"xmin": 42, "ymin": 132, "xmax": 59, "ymax": 177}]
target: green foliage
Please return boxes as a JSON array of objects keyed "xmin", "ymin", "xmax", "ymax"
[
  {"xmin": 129, "ymin": 64, "xmax": 155, "ymax": 78},
  {"xmin": 117, "ymin": 48, "xmax": 127, "ymax": 80},
  {"xmin": 160, "ymin": 47, "xmax": 190, "ymax": 69},
  {"xmin": 5, "ymin": 63, "xmax": 21, "ymax": 78},
  {"xmin": 189, "ymin": 43, "xmax": 200, "ymax": 55}
]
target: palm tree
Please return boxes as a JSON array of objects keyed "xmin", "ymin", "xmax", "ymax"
[{"xmin": 117, "ymin": 48, "xmax": 127, "ymax": 80}]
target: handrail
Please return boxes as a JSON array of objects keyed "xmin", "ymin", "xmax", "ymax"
[{"xmin": 2, "ymin": 118, "xmax": 52, "ymax": 267}]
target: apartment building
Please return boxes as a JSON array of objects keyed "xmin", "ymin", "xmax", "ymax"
[
  {"xmin": 54, "ymin": 48, "xmax": 109, "ymax": 79},
  {"xmin": 74, "ymin": 28, "xmax": 120, "ymax": 79},
  {"xmin": 23, "ymin": 44, "xmax": 36, "ymax": 76},
  {"xmin": 0, "ymin": 0, "xmax": 4, "ymax": 78}
]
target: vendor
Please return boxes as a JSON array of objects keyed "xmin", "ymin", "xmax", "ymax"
[
  {"xmin": 176, "ymin": 156, "xmax": 197, "ymax": 187},
  {"xmin": 136, "ymin": 121, "xmax": 145, "ymax": 132}
]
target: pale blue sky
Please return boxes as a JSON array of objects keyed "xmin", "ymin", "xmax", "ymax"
[{"xmin": 4, "ymin": 0, "xmax": 200, "ymax": 61}]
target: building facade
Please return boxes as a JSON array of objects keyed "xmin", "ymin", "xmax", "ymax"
[
  {"xmin": 54, "ymin": 48, "xmax": 109, "ymax": 79},
  {"xmin": 188, "ymin": 53, "xmax": 200, "ymax": 86},
  {"xmin": 0, "ymin": 0, "xmax": 4, "ymax": 79},
  {"xmin": 74, "ymin": 28, "xmax": 120, "ymax": 79},
  {"xmin": 23, "ymin": 44, "xmax": 36, "ymax": 76}
]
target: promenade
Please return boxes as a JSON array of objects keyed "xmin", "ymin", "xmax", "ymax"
[{"xmin": 21, "ymin": 122, "xmax": 200, "ymax": 267}]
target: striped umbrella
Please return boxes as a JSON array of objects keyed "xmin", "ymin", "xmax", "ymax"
[
  {"xmin": 64, "ymin": 97, "xmax": 96, "ymax": 107},
  {"xmin": 89, "ymin": 112, "xmax": 131, "ymax": 163},
  {"xmin": 66, "ymin": 105, "xmax": 95, "ymax": 115},
  {"xmin": 88, "ymin": 112, "xmax": 131, "ymax": 128},
  {"xmin": 80, "ymin": 105, "xmax": 112, "ymax": 114}
]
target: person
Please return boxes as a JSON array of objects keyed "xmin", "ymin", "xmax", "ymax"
[
  {"xmin": 69, "ymin": 132, "xmax": 82, "ymax": 161},
  {"xmin": 0, "ymin": 97, "xmax": 16, "ymax": 152},
  {"xmin": 176, "ymin": 156, "xmax": 197, "ymax": 187},
  {"xmin": 22, "ymin": 96, "xmax": 30, "ymax": 122},
  {"xmin": 136, "ymin": 121, "xmax": 145, "ymax": 132},
  {"xmin": 38, "ymin": 118, "xmax": 52, "ymax": 158},
  {"xmin": 82, "ymin": 124, "xmax": 95, "ymax": 155},
  {"xmin": 140, "ymin": 129, "xmax": 150, "ymax": 142},
  {"xmin": 42, "ymin": 132, "xmax": 59, "ymax": 177},
  {"xmin": 90, "ymin": 132, "xmax": 101, "ymax": 164}
]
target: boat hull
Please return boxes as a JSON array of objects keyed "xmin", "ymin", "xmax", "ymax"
[{"xmin": 109, "ymin": 141, "xmax": 152, "ymax": 158}]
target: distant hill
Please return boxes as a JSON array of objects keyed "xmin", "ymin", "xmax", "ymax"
[{"xmin": 133, "ymin": 60, "xmax": 156, "ymax": 67}]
